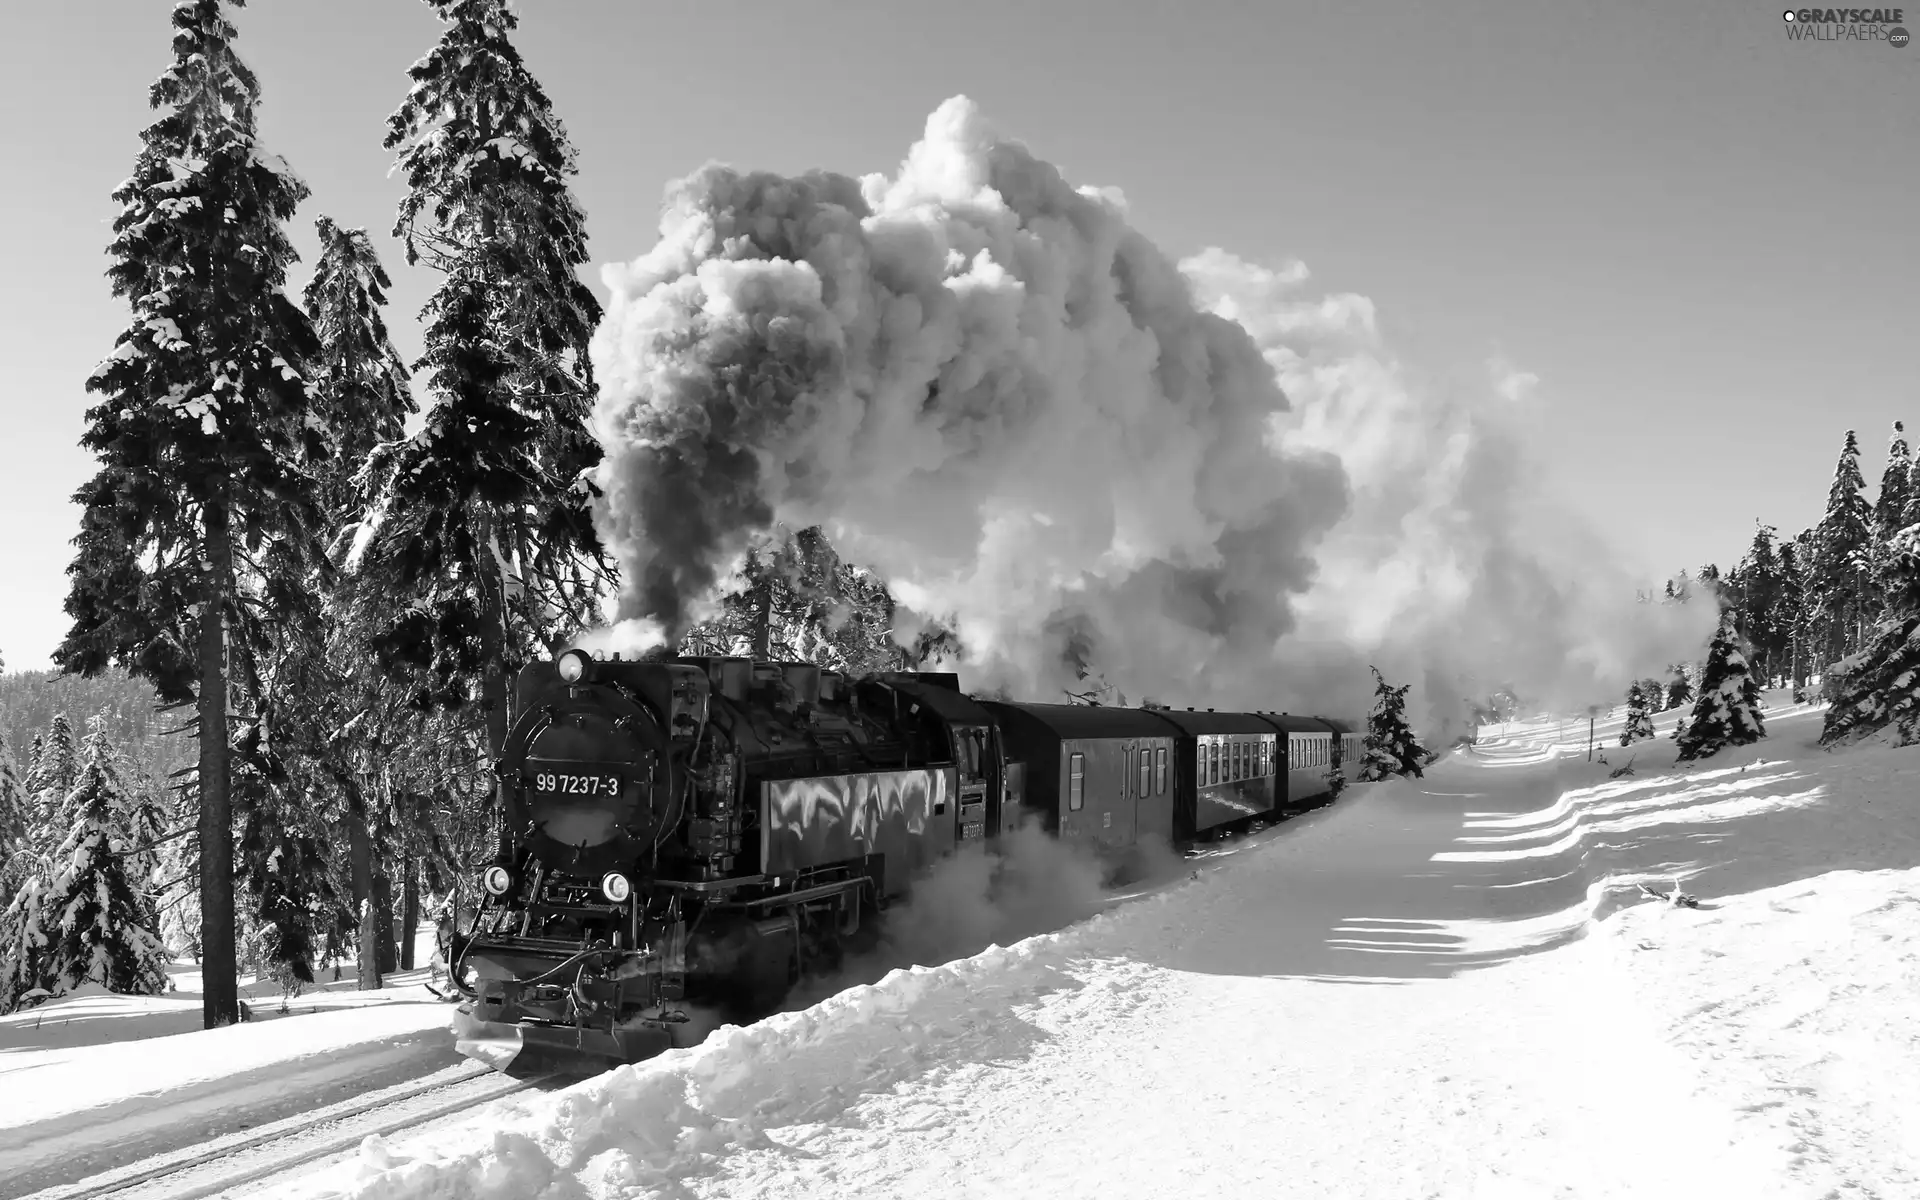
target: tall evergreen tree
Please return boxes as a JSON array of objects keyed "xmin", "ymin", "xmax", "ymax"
[
  {"xmin": 1358, "ymin": 668, "xmax": 1431, "ymax": 781},
  {"xmin": 0, "ymin": 729, "xmax": 27, "ymax": 899},
  {"xmin": 1675, "ymin": 616, "xmax": 1767, "ymax": 762},
  {"xmin": 56, "ymin": 0, "xmax": 324, "ymax": 1028},
  {"xmin": 1777, "ymin": 537, "xmax": 1810, "ymax": 691},
  {"xmin": 1820, "ymin": 469, "xmax": 1920, "ymax": 746},
  {"xmin": 353, "ymin": 0, "xmax": 610, "ymax": 775},
  {"xmin": 1806, "ymin": 430, "xmax": 1877, "ymax": 670},
  {"xmin": 298, "ymin": 215, "xmax": 419, "ymax": 991},
  {"xmin": 24, "ymin": 714, "xmax": 80, "ymax": 815},
  {"xmin": 1734, "ymin": 523, "xmax": 1789, "ymax": 685},
  {"xmin": 1872, "ymin": 420, "xmax": 1915, "ymax": 606},
  {"xmin": 1875, "ymin": 421, "xmax": 1913, "ymax": 545},
  {"xmin": 35, "ymin": 731, "xmax": 171, "ymax": 1000}
]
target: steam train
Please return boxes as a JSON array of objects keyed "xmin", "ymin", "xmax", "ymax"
[{"xmin": 446, "ymin": 649, "xmax": 1360, "ymax": 1074}]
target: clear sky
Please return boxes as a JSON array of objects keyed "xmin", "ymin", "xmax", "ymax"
[{"xmin": 1, "ymin": 0, "xmax": 1914, "ymax": 673}]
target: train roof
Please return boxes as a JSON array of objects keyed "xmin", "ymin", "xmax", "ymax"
[
  {"xmin": 976, "ymin": 700, "xmax": 1177, "ymax": 740},
  {"xmin": 1134, "ymin": 708, "xmax": 1284, "ymax": 736},
  {"xmin": 1317, "ymin": 716, "xmax": 1361, "ymax": 735},
  {"xmin": 1249, "ymin": 712, "xmax": 1340, "ymax": 734},
  {"xmin": 874, "ymin": 674, "xmax": 1000, "ymax": 725}
]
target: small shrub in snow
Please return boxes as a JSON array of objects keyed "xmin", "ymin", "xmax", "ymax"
[{"xmin": 1620, "ymin": 681, "xmax": 1656, "ymax": 745}]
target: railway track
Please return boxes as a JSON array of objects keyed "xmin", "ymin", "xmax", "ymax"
[{"xmin": 20, "ymin": 1061, "xmax": 557, "ymax": 1200}]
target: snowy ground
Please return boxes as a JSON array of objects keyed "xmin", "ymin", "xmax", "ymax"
[
  {"xmin": 0, "ymin": 932, "xmax": 464, "ymax": 1195},
  {"xmin": 254, "ymin": 693, "xmax": 1918, "ymax": 1200}
]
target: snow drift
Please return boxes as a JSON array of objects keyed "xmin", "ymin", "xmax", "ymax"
[{"xmin": 584, "ymin": 95, "xmax": 1713, "ymax": 735}]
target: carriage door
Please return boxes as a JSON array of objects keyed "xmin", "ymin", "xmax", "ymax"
[
  {"xmin": 954, "ymin": 725, "xmax": 990, "ymax": 845},
  {"xmin": 1108, "ymin": 739, "xmax": 1141, "ymax": 851}
]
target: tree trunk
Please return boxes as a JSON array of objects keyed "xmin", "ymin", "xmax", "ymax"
[
  {"xmin": 197, "ymin": 502, "xmax": 240, "ymax": 1029},
  {"xmin": 751, "ymin": 574, "xmax": 773, "ymax": 660},
  {"xmin": 475, "ymin": 508, "xmax": 512, "ymax": 860},
  {"xmin": 400, "ymin": 856, "xmax": 419, "ymax": 971},
  {"xmin": 373, "ymin": 861, "xmax": 398, "ymax": 976},
  {"xmin": 347, "ymin": 786, "xmax": 381, "ymax": 992}
]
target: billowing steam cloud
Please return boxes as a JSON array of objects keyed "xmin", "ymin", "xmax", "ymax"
[
  {"xmin": 1180, "ymin": 251, "xmax": 1717, "ymax": 738},
  {"xmin": 588, "ymin": 96, "xmax": 1714, "ymax": 735}
]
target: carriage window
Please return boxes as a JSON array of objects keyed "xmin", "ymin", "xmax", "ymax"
[
  {"xmin": 1238, "ymin": 740, "xmax": 1248, "ymax": 779},
  {"xmin": 1155, "ymin": 746, "xmax": 1167, "ymax": 793},
  {"xmin": 1209, "ymin": 740, "xmax": 1219, "ymax": 785},
  {"xmin": 1262, "ymin": 739, "xmax": 1271, "ymax": 775},
  {"xmin": 1138, "ymin": 747, "xmax": 1151, "ymax": 796},
  {"xmin": 1069, "ymin": 752, "xmax": 1085, "ymax": 811}
]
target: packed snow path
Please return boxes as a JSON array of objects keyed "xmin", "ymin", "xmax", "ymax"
[{"xmin": 278, "ymin": 706, "xmax": 1920, "ymax": 1197}]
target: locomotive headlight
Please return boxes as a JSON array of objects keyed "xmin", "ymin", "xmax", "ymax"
[
  {"xmin": 556, "ymin": 648, "xmax": 591, "ymax": 683},
  {"xmin": 600, "ymin": 872, "xmax": 632, "ymax": 903},
  {"xmin": 482, "ymin": 865, "xmax": 512, "ymax": 896}
]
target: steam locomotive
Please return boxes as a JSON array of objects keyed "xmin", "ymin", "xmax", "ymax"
[{"xmin": 446, "ymin": 649, "xmax": 1359, "ymax": 1074}]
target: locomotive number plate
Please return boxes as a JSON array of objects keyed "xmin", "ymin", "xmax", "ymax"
[{"xmin": 530, "ymin": 771, "xmax": 623, "ymax": 797}]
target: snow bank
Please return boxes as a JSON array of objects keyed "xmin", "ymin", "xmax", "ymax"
[
  {"xmin": 0, "ymin": 995, "xmax": 456, "ymax": 1129},
  {"xmin": 276, "ymin": 699, "xmax": 1920, "ymax": 1198}
]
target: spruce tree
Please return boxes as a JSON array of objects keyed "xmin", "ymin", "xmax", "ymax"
[
  {"xmin": 1807, "ymin": 430, "xmax": 1877, "ymax": 670},
  {"xmin": 1664, "ymin": 663, "xmax": 1694, "ymax": 712},
  {"xmin": 1820, "ymin": 474, "xmax": 1920, "ymax": 745},
  {"xmin": 1358, "ymin": 667, "xmax": 1431, "ymax": 780},
  {"xmin": 36, "ymin": 732, "xmax": 171, "ymax": 1000},
  {"xmin": 1619, "ymin": 682, "xmax": 1656, "ymax": 745},
  {"xmin": 1675, "ymin": 617, "xmax": 1768, "ymax": 762},
  {"xmin": 0, "ymin": 874, "xmax": 52, "ymax": 1012},
  {"xmin": 1875, "ymin": 421, "xmax": 1913, "ymax": 547},
  {"xmin": 1778, "ymin": 537, "xmax": 1810, "ymax": 692},
  {"xmin": 354, "ymin": 0, "xmax": 609, "ymax": 769},
  {"xmin": 1734, "ymin": 524, "xmax": 1788, "ymax": 684},
  {"xmin": 1873, "ymin": 420, "xmax": 1915, "ymax": 605},
  {"xmin": 0, "ymin": 729, "xmax": 29, "ymax": 899},
  {"xmin": 24, "ymin": 714, "xmax": 80, "ymax": 818},
  {"xmin": 302, "ymin": 214, "xmax": 418, "ymax": 993},
  {"xmin": 56, "ymin": 0, "xmax": 324, "ymax": 1028}
]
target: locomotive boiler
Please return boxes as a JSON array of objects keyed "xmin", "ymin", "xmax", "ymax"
[{"xmin": 446, "ymin": 650, "xmax": 1010, "ymax": 1073}]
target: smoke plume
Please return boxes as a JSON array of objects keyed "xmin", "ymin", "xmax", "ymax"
[{"xmin": 588, "ymin": 96, "xmax": 1714, "ymax": 734}]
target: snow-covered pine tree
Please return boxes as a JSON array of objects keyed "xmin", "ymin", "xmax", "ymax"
[
  {"xmin": 1820, "ymin": 470, "xmax": 1920, "ymax": 747},
  {"xmin": 0, "ymin": 728, "xmax": 28, "ymax": 899},
  {"xmin": 1620, "ymin": 682, "xmax": 1656, "ymax": 744},
  {"xmin": 1778, "ymin": 537, "xmax": 1810, "ymax": 692},
  {"xmin": 1358, "ymin": 667, "xmax": 1431, "ymax": 780},
  {"xmin": 353, "ymin": 0, "xmax": 609, "ymax": 768},
  {"xmin": 680, "ymin": 526, "xmax": 908, "ymax": 676},
  {"xmin": 1735, "ymin": 523, "xmax": 1788, "ymax": 684},
  {"xmin": 1872, "ymin": 420, "xmax": 1914, "ymax": 606},
  {"xmin": 1806, "ymin": 430, "xmax": 1878, "ymax": 669},
  {"xmin": 35, "ymin": 728, "xmax": 171, "ymax": 1001},
  {"xmin": 1675, "ymin": 616, "xmax": 1768, "ymax": 762},
  {"xmin": 0, "ymin": 873, "xmax": 52, "ymax": 1012},
  {"xmin": 300, "ymin": 214, "xmax": 420, "ymax": 994},
  {"xmin": 56, "ymin": 0, "xmax": 325, "ymax": 1029},
  {"xmin": 24, "ymin": 714, "xmax": 80, "ymax": 823},
  {"xmin": 1664, "ymin": 663, "xmax": 1694, "ymax": 711}
]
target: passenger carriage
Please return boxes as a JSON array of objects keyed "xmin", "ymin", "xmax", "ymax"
[
  {"xmin": 977, "ymin": 701, "xmax": 1177, "ymax": 858},
  {"xmin": 1134, "ymin": 708, "xmax": 1283, "ymax": 841}
]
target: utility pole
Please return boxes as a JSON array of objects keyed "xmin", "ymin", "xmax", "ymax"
[{"xmin": 1588, "ymin": 715, "xmax": 1595, "ymax": 761}]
